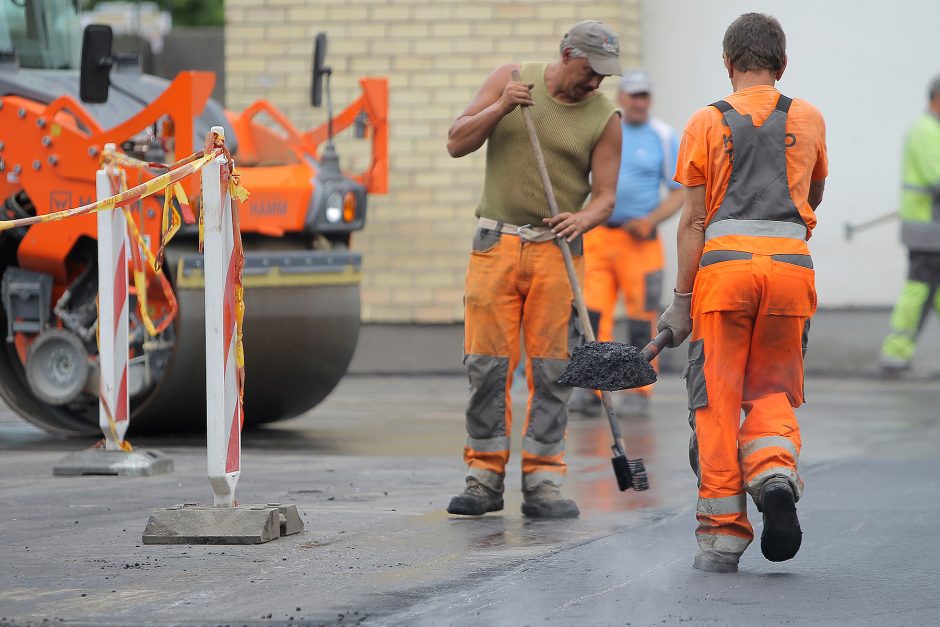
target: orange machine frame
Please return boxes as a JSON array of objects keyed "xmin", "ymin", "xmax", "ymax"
[{"xmin": 0, "ymin": 71, "xmax": 388, "ymax": 279}]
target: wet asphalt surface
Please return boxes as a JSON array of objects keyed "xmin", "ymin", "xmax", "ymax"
[{"xmin": 0, "ymin": 373, "xmax": 938, "ymax": 626}]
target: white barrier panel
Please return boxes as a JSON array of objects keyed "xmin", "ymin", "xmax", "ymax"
[
  {"xmin": 141, "ymin": 125, "xmax": 303, "ymax": 542},
  {"xmin": 96, "ymin": 164, "xmax": 129, "ymax": 449},
  {"xmin": 54, "ymin": 153, "xmax": 172, "ymax": 476},
  {"xmin": 202, "ymin": 135, "xmax": 242, "ymax": 507}
]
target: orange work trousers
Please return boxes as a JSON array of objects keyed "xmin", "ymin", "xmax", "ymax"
[
  {"xmin": 463, "ymin": 226, "xmax": 583, "ymax": 493},
  {"xmin": 686, "ymin": 252, "xmax": 815, "ymax": 558},
  {"xmin": 583, "ymin": 225, "xmax": 664, "ymax": 396}
]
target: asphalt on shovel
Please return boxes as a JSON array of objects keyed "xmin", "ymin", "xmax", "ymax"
[
  {"xmin": 558, "ymin": 329, "xmax": 673, "ymax": 392},
  {"xmin": 511, "ymin": 70, "xmax": 647, "ymax": 492}
]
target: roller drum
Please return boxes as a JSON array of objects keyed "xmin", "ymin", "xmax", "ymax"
[{"xmin": 0, "ymin": 244, "xmax": 362, "ymax": 434}]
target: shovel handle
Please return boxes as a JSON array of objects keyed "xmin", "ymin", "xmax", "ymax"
[
  {"xmin": 640, "ymin": 329, "xmax": 673, "ymax": 362},
  {"xmin": 510, "ymin": 68, "xmax": 596, "ymax": 343},
  {"xmin": 843, "ymin": 210, "xmax": 899, "ymax": 241},
  {"xmin": 510, "ymin": 69, "xmax": 624, "ymax": 446}
]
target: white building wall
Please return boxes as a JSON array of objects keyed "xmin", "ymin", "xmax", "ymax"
[{"xmin": 641, "ymin": 0, "xmax": 940, "ymax": 306}]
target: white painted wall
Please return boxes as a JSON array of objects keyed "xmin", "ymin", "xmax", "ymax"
[{"xmin": 641, "ymin": 0, "xmax": 940, "ymax": 306}]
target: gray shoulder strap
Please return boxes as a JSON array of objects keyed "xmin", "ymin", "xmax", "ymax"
[{"xmin": 710, "ymin": 100, "xmax": 734, "ymax": 114}]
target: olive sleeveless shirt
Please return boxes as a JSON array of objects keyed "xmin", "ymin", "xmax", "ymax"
[{"xmin": 475, "ymin": 62, "xmax": 618, "ymax": 226}]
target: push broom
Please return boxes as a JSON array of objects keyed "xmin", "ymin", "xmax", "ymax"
[{"xmin": 511, "ymin": 70, "xmax": 650, "ymax": 491}]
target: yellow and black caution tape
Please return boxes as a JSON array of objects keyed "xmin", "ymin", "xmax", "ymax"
[
  {"xmin": 0, "ymin": 149, "xmax": 219, "ymax": 233},
  {"xmin": 3, "ymin": 130, "xmax": 251, "ymax": 416}
]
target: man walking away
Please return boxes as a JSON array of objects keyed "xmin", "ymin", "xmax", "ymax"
[
  {"xmin": 444, "ymin": 20, "xmax": 622, "ymax": 518},
  {"xmin": 569, "ymin": 69, "xmax": 683, "ymax": 418},
  {"xmin": 658, "ymin": 13, "xmax": 828, "ymax": 573},
  {"xmin": 880, "ymin": 75, "xmax": 940, "ymax": 375}
]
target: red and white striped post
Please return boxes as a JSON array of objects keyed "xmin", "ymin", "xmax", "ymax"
[
  {"xmin": 202, "ymin": 127, "xmax": 242, "ymax": 507},
  {"xmin": 140, "ymin": 126, "xmax": 302, "ymax": 542},
  {"xmin": 54, "ymin": 146, "xmax": 173, "ymax": 476},
  {"xmin": 96, "ymin": 150, "xmax": 129, "ymax": 449}
]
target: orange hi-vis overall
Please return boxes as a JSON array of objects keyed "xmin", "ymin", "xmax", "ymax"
[
  {"xmin": 676, "ymin": 88, "xmax": 827, "ymax": 559},
  {"xmin": 463, "ymin": 220, "xmax": 584, "ymax": 493},
  {"xmin": 583, "ymin": 226, "xmax": 663, "ymax": 395}
]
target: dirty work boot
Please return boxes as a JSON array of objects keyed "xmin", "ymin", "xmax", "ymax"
[
  {"xmin": 692, "ymin": 549, "xmax": 740, "ymax": 574},
  {"xmin": 521, "ymin": 482, "xmax": 580, "ymax": 519},
  {"xmin": 447, "ymin": 478, "xmax": 503, "ymax": 516},
  {"xmin": 759, "ymin": 478, "xmax": 802, "ymax": 562},
  {"xmin": 568, "ymin": 388, "xmax": 602, "ymax": 417}
]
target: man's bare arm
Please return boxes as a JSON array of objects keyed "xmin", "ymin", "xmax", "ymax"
[
  {"xmin": 624, "ymin": 187, "xmax": 684, "ymax": 237},
  {"xmin": 648, "ymin": 187, "xmax": 685, "ymax": 225},
  {"xmin": 675, "ymin": 185, "xmax": 707, "ymax": 293},
  {"xmin": 446, "ymin": 63, "xmax": 533, "ymax": 158},
  {"xmin": 808, "ymin": 178, "xmax": 825, "ymax": 211},
  {"xmin": 545, "ymin": 114, "xmax": 622, "ymax": 240}
]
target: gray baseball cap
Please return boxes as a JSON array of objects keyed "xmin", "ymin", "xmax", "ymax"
[
  {"xmin": 620, "ymin": 69, "xmax": 653, "ymax": 94},
  {"xmin": 564, "ymin": 20, "xmax": 623, "ymax": 76}
]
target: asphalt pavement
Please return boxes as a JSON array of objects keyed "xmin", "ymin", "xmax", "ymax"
[{"xmin": 0, "ymin": 373, "xmax": 938, "ymax": 626}]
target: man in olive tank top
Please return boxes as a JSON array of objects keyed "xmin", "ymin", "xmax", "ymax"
[{"xmin": 445, "ymin": 20, "xmax": 623, "ymax": 518}]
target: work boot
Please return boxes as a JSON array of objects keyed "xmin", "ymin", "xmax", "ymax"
[
  {"xmin": 692, "ymin": 549, "xmax": 740, "ymax": 574},
  {"xmin": 447, "ymin": 477, "xmax": 503, "ymax": 516},
  {"xmin": 568, "ymin": 388, "xmax": 602, "ymax": 417},
  {"xmin": 521, "ymin": 482, "xmax": 580, "ymax": 519},
  {"xmin": 879, "ymin": 355, "xmax": 911, "ymax": 379},
  {"xmin": 615, "ymin": 392, "xmax": 650, "ymax": 417},
  {"xmin": 759, "ymin": 478, "xmax": 802, "ymax": 562}
]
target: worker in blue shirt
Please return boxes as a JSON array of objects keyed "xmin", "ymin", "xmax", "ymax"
[{"xmin": 570, "ymin": 70, "xmax": 684, "ymax": 416}]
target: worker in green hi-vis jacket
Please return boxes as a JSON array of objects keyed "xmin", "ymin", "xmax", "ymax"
[{"xmin": 881, "ymin": 75, "xmax": 940, "ymax": 374}]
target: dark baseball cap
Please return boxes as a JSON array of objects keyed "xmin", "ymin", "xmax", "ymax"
[
  {"xmin": 929, "ymin": 74, "xmax": 940, "ymax": 100},
  {"xmin": 564, "ymin": 20, "xmax": 623, "ymax": 76}
]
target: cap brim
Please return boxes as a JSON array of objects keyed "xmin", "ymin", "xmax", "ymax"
[{"xmin": 588, "ymin": 55, "xmax": 622, "ymax": 76}]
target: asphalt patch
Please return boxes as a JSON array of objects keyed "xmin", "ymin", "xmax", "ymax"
[{"xmin": 558, "ymin": 341, "xmax": 657, "ymax": 391}]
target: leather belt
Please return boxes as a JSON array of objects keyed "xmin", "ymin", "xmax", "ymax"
[{"xmin": 477, "ymin": 217, "xmax": 557, "ymax": 243}]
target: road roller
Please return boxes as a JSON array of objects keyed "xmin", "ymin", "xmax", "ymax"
[{"xmin": 0, "ymin": 1, "xmax": 388, "ymax": 434}]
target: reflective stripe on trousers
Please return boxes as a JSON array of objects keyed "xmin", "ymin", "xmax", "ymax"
[
  {"xmin": 463, "ymin": 228, "xmax": 583, "ymax": 491},
  {"xmin": 686, "ymin": 254, "xmax": 813, "ymax": 554}
]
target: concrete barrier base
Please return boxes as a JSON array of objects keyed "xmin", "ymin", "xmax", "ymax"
[
  {"xmin": 52, "ymin": 448, "xmax": 174, "ymax": 477},
  {"xmin": 141, "ymin": 503, "xmax": 304, "ymax": 545}
]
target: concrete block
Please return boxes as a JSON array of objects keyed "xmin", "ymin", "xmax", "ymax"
[
  {"xmin": 53, "ymin": 449, "xmax": 174, "ymax": 477},
  {"xmin": 273, "ymin": 503, "xmax": 304, "ymax": 536},
  {"xmin": 142, "ymin": 503, "xmax": 303, "ymax": 545}
]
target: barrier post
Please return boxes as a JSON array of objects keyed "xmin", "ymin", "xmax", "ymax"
[
  {"xmin": 96, "ymin": 164, "xmax": 129, "ymax": 450},
  {"xmin": 141, "ymin": 126, "xmax": 302, "ymax": 543},
  {"xmin": 202, "ymin": 149, "xmax": 240, "ymax": 507},
  {"xmin": 53, "ymin": 145, "xmax": 173, "ymax": 476}
]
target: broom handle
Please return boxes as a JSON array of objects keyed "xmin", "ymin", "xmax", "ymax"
[{"xmin": 511, "ymin": 70, "xmax": 626, "ymax": 449}]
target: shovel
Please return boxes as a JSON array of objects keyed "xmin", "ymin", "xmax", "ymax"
[{"xmin": 511, "ymin": 70, "xmax": 647, "ymax": 492}]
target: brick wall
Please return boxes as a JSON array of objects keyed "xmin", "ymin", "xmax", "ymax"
[{"xmin": 225, "ymin": 0, "xmax": 642, "ymax": 322}]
